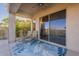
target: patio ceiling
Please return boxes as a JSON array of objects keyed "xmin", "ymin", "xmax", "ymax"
[{"xmin": 9, "ymin": 3, "xmax": 54, "ymax": 18}]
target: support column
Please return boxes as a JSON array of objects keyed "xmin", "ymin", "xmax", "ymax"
[
  {"xmin": 31, "ymin": 19, "xmax": 33, "ymax": 33},
  {"xmin": 36, "ymin": 18, "xmax": 40, "ymax": 40},
  {"xmin": 48, "ymin": 15, "xmax": 50, "ymax": 41},
  {"xmin": 8, "ymin": 13, "xmax": 16, "ymax": 43},
  {"xmin": 31, "ymin": 19, "xmax": 33, "ymax": 39}
]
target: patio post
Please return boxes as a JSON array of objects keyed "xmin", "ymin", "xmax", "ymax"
[
  {"xmin": 8, "ymin": 13, "xmax": 16, "ymax": 43},
  {"xmin": 30, "ymin": 19, "xmax": 33, "ymax": 39},
  {"xmin": 36, "ymin": 18, "xmax": 40, "ymax": 40},
  {"xmin": 31, "ymin": 19, "xmax": 33, "ymax": 33}
]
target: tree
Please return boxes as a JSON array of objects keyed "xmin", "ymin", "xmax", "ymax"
[
  {"xmin": 16, "ymin": 19, "xmax": 31, "ymax": 37},
  {"xmin": 2, "ymin": 17, "xmax": 31, "ymax": 38}
]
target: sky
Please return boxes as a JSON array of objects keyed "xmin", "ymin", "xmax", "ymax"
[
  {"xmin": 0, "ymin": 3, "xmax": 8, "ymax": 22},
  {"xmin": 0, "ymin": 3, "xmax": 31, "ymax": 23},
  {"xmin": 45, "ymin": 19, "xmax": 66, "ymax": 30}
]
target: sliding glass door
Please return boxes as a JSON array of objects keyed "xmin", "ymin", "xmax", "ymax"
[
  {"xmin": 40, "ymin": 16, "xmax": 49, "ymax": 41},
  {"xmin": 50, "ymin": 10, "xmax": 66, "ymax": 46},
  {"xmin": 40, "ymin": 10, "xmax": 66, "ymax": 46}
]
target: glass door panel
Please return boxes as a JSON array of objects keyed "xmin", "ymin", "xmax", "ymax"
[
  {"xmin": 50, "ymin": 19, "xmax": 66, "ymax": 45},
  {"xmin": 40, "ymin": 16, "xmax": 49, "ymax": 41},
  {"xmin": 50, "ymin": 10, "xmax": 66, "ymax": 46}
]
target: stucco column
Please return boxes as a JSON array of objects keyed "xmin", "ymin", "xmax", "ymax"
[
  {"xmin": 31, "ymin": 19, "xmax": 33, "ymax": 33},
  {"xmin": 36, "ymin": 18, "xmax": 40, "ymax": 40},
  {"xmin": 8, "ymin": 13, "xmax": 16, "ymax": 43}
]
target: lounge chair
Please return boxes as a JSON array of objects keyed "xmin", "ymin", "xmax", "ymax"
[{"xmin": 23, "ymin": 31, "xmax": 32, "ymax": 42}]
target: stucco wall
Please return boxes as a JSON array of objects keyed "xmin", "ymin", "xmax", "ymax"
[
  {"xmin": 66, "ymin": 4, "xmax": 79, "ymax": 52},
  {"xmin": 34, "ymin": 4, "xmax": 79, "ymax": 52}
]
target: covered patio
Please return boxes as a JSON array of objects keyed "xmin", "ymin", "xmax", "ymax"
[{"xmin": 8, "ymin": 3, "xmax": 79, "ymax": 56}]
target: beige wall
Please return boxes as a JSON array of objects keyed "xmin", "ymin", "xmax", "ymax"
[
  {"xmin": 66, "ymin": 4, "xmax": 79, "ymax": 52},
  {"xmin": 34, "ymin": 4, "xmax": 79, "ymax": 52}
]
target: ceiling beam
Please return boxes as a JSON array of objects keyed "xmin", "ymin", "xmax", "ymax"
[{"xmin": 9, "ymin": 3, "xmax": 21, "ymax": 14}]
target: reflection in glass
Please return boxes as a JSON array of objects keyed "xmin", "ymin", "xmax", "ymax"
[
  {"xmin": 50, "ymin": 10, "xmax": 66, "ymax": 46},
  {"xmin": 40, "ymin": 16, "xmax": 49, "ymax": 41},
  {"xmin": 50, "ymin": 19, "xmax": 66, "ymax": 45},
  {"xmin": 40, "ymin": 10, "xmax": 66, "ymax": 46}
]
